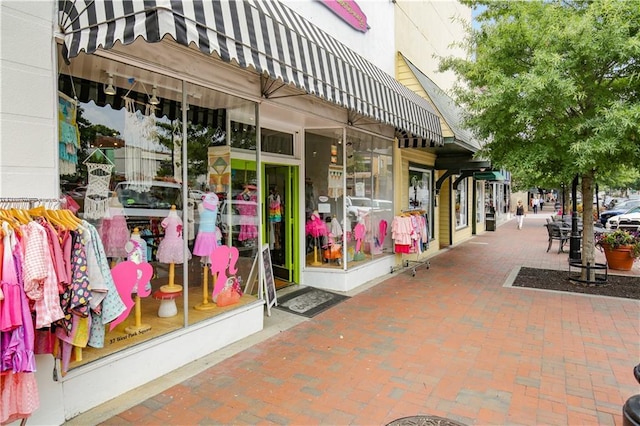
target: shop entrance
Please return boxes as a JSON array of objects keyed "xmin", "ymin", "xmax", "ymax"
[{"xmin": 263, "ymin": 164, "xmax": 299, "ymax": 286}]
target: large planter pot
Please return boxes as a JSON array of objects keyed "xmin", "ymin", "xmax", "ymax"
[{"xmin": 602, "ymin": 244, "xmax": 636, "ymax": 271}]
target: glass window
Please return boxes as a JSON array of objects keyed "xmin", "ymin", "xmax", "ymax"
[
  {"xmin": 344, "ymin": 129, "xmax": 393, "ymax": 268},
  {"xmin": 408, "ymin": 165, "xmax": 434, "ymax": 239},
  {"xmin": 476, "ymin": 181, "xmax": 484, "ymax": 223},
  {"xmin": 304, "ymin": 129, "xmax": 344, "ymax": 268},
  {"xmin": 261, "ymin": 128, "xmax": 294, "ymax": 155},
  {"xmin": 57, "ymin": 52, "xmax": 259, "ymax": 372},
  {"xmin": 455, "ymin": 177, "xmax": 468, "ymax": 228}
]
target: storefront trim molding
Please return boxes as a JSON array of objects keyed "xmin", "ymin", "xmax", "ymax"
[{"xmin": 304, "ymin": 255, "xmax": 395, "ymax": 292}]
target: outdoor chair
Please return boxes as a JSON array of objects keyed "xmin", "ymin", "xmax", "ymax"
[{"xmin": 544, "ymin": 222, "xmax": 571, "ymax": 253}]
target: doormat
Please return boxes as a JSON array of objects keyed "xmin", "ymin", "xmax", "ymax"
[{"xmin": 275, "ymin": 287, "xmax": 349, "ymax": 318}]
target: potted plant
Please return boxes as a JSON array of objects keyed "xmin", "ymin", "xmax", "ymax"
[{"xmin": 596, "ymin": 228, "xmax": 640, "ymax": 271}]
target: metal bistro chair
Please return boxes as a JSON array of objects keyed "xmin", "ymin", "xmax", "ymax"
[{"xmin": 544, "ymin": 222, "xmax": 571, "ymax": 253}]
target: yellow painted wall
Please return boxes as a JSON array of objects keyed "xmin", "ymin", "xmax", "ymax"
[{"xmin": 393, "ymin": 145, "xmax": 439, "ymax": 260}]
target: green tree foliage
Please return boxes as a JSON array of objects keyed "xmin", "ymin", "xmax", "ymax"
[{"xmin": 441, "ymin": 0, "xmax": 640, "ymax": 270}]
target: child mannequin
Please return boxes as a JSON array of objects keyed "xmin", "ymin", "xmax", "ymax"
[
  {"xmin": 193, "ymin": 192, "xmax": 220, "ymax": 261},
  {"xmin": 157, "ymin": 205, "xmax": 191, "ymax": 264}
]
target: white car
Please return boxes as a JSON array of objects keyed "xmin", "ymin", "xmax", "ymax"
[
  {"xmin": 115, "ymin": 180, "xmax": 182, "ymax": 224},
  {"xmin": 188, "ymin": 190, "xmax": 206, "ymax": 200},
  {"xmin": 607, "ymin": 205, "xmax": 640, "ymax": 231}
]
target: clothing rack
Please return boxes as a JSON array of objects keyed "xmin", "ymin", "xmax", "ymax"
[
  {"xmin": 390, "ymin": 210, "xmax": 431, "ymax": 277},
  {"xmin": 0, "ymin": 197, "xmax": 62, "ymax": 209}
]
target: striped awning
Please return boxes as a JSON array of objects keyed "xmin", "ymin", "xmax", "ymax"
[{"xmin": 57, "ymin": 0, "xmax": 443, "ymax": 145}]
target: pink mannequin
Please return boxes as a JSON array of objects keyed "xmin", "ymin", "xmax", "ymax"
[{"xmin": 209, "ymin": 245, "xmax": 239, "ymax": 302}]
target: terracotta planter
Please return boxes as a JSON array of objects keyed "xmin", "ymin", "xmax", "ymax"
[{"xmin": 602, "ymin": 244, "xmax": 635, "ymax": 271}]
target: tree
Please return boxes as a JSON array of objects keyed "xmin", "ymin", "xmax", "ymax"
[{"xmin": 440, "ymin": 0, "xmax": 640, "ymax": 276}]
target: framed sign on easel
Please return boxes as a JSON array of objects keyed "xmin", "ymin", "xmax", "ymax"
[
  {"xmin": 260, "ymin": 244, "xmax": 277, "ymax": 316},
  {"xmin": 244, "ymin": 254, "xmax": 260, "ymax": 296}
]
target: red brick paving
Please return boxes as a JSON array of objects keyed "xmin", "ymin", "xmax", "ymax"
[{"xmin": 101, "ymin": 215, "xmax": 639, "ymax": 425}]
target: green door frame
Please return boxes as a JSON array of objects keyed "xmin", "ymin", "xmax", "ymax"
[{"xmin": 262, "ymin": 163, "xmax": 299, "ymax": 284}]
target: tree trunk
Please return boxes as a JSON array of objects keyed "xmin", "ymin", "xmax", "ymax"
[{"xmin": 581, "ymin": 170, "xmax": 596, "ymax": 281}]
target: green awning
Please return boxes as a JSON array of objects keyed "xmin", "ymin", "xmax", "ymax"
[{"xmin": 474, "ymin": 171, "xmax": 505, "ymax": 181}]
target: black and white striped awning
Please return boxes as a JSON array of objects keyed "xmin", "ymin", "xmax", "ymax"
[{"xmin": 58, "ymin": 0, "xmax": 443, "ymax": 146}]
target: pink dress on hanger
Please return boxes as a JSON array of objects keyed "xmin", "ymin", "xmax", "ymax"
[
  {"xmin": 157, "ymin": 213, "xmax": 191, "ymax": 264},
  {"xmin": 237, "ymin": 193, "xmax": 258, "ymax": 241}
]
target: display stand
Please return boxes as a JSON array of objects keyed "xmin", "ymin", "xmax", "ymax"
[
  {"xmin": 390, "ymin": 254, "xmax": 430, "ymax": 277},
  {"xmin": 390, "ymin": 210, "xmax": 431, "ymax": 277},
  {"xmin": 194, "ymin": 264, "xmax": 217, "ymax": 310},
  {"xmin": 160, "ymin": 263, "xmax": 183, "ymax": 293},
  {"xmin": 125, "ymin": 294, "xmax": 151, "ymax": 333},
  {"xmin": 310, "ymin": 237, "xmax": 322, "ymax": 266}
]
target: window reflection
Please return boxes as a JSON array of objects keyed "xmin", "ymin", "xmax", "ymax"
[{"xmin": 56, "ymin": 56, "xmax": 260, "ymax": 371}]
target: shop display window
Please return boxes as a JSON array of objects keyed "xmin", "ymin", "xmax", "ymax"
[
  {"xmin": 476, "ymin": 181, "xmax": 485, "ymax": 223},
  {"xmin": 54, "ymin": 54, "xmax": 259, "ymax": 372},
  {"xmin": 304, "ymin": 128, "xmax": 394, "ymax": 270},
  {"xmin": 408, "ymin": 165, "xmax": 434, "ymax": 239},
  {"xmin": 455, "ymin": 177, "xmax": 468, "ymax": 228}
]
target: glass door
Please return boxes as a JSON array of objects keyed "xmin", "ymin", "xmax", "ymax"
[{"xmin": 264, "ymin": 164, "xmax": 298, "ymax": 284}]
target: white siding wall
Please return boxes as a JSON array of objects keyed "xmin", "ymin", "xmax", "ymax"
[
  {"xmin": 0, "ymin": 1, "xmax": 58, "ymax": 198},
  {"xmin": 395, "ymin": 0, "xmax": 471, "ymax": 93},
  {"xmin": 280, "ymin": 0, "xmax": 396, "ymax": 75}
]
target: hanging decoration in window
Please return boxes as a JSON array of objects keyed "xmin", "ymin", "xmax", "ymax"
[
  {"xmin": 123, "ymin": 98, "xmax": 160, "ymax": 192},
  {"xmin": 58, "ymin": 91, "xmax": 80, "ymax": 175},
  {"xmin": 83, "ymin": 149, "xmax": 114, "ymax": 219},
  {"xmin": 327, "ymin": 165, "xmax": 344, "ymax": 200}
]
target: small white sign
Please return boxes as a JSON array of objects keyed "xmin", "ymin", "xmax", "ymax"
[
  {"xmin": 355, "ymin": 182, "xmax": 365, "ymax": 197},
  {"xmin": 318, "ymin": 203, "xmax": 331, "ymax": 213},
  {"xmin": 318, "ymin": 196, "xmax": 329, "ymax": 202}
]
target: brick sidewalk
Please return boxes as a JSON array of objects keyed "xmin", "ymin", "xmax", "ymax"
[{"xmin": 71, "ymin": 214, "xmax": 640, "ymax": 425}]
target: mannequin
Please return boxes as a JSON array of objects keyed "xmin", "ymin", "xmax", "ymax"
[
  {"xmin": 268, "ymin": 186, "xmax": 282, "ymax": 250},
  {"xmin": 305, "ymin": 210, "xmax": 326, "ymax": 266},
  {"xmin": 118, "ymin": 228, "xmax": 153, "ymax": 334},
  {"xmin": 353, "ymin": 216, "xmax": 367, "ymax": 261},
  {"xmin": 193, "ymin": 192, "xmax": 219, "ymax": 259},
  {"xmin": 157, "ymin": 205, "xmax": 189, "ymax": 293},
  {"xmin": 193, "ymin": 193, "xmax": 220, "ymax": 310}
]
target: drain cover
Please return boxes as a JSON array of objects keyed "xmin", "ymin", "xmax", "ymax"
[{"xmin": 386, "ymin": 415, "xmax": 467, "ymax": 426}]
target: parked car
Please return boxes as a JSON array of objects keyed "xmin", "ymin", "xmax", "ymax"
[
  {"xmin": 188, "ymin": 189, "xmax": 206, "ymax": 200},
  {"xmin": 346, "ymin": 196, "xmax": 373, "ymax": 220},
  {"xmin": 606, "ymin": 205, "xmax": 640, "ymax": 230},
  {"xmin": 600, "ymin": 199, "xmax": 640, "ymax": 225},
  {"xmin": 114, "ymin": 180, "xmax": 182, "ymax": 227},
  {"xmin": 345, "ymin": 196, "xmax": 393, "ymax": 221}
]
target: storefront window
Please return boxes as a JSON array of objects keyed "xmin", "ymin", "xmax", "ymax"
[
  {"xmin": 57, "ymin": 54, "xmax": 259, "ymax": 372},
  {"xmin": 304, "ymin": 129, "xmax": 344, "ymax": 268},
  {"xmin": 476, "ymin": 181, "xmax": 485, "ymax": 223},
  {"xmin": 261, "ymin": 128, "xmax": 294, "ymax": 156},
  {"xmin": 455, "ymin": 178, "xmax": 468, "ymax": 228},
  {"xmin": 303, "ymin": 128, "xmax": 394, "ymax": 270},
  {"xmin": 408, "ymin": 165, "xmax": 434, "ymax": 239},
  {"xmin": 344, "ymin": 129, "xmax": 394, "ymax": 268}
]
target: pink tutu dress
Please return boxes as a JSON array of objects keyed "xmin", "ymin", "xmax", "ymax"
[{"xmin": 157, "ymin": 211, "xmax": 191, "ymax": 264}]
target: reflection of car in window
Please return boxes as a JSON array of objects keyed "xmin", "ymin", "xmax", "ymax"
[
  {"xmin": 114, "ymin": 181, "xmax": 182, "ymax": 226},
  {"xmin": 346, "ymin": 197, "xmax": 393, "ymax": 220}
]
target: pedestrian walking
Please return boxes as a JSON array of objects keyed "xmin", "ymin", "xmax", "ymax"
[{"xmin": 516, "ymin": 199, "xmax": 525, "ymax": 229}]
